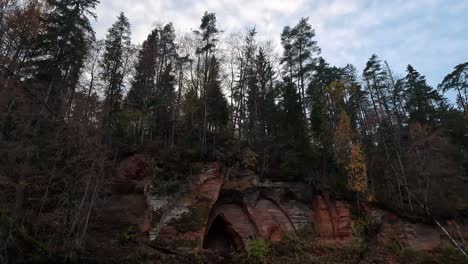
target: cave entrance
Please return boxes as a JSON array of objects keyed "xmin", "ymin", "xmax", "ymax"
[{"xmin": 203, "ymin": 215, "xmax": 244, "ymax": 252}]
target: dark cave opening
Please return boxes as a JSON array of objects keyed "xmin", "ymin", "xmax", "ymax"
[{"xmin": 202, "ymin": 215, "xmax": 244, "ymax": 252}]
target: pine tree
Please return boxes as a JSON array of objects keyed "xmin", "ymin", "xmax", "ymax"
[
  {"xmin": 36, "ymin": 0, "xmax": 99, "ymax": 114},
  {"xmin": 100, "ymin": 12, "xmax": 131, "ymax": 145},
  {"xmin": 126, "ymin": 28, "xmax": 159, "ymax": 109},
  {"xmin": 206, "ymin": 56, "xmax": 229, "ymax": 135},
  {"xmin": 124, "ymin": 22, "xmax": 178, "ymax": 146},
  {"xmin": 153, "ymin": 63, "xmax": 176, "ymax": 143},
  {"xmin": 280, "ymin": 78, "xmax": 306, "ymax": 143},
  {"xmin": 156, "ymin": 23, "xmax": 177, "ymax": 86},
  {"xmin": 403, "ymin": 65, "xmax": 442, "ymax": 125},
  {"xmin": 255, "ymin": 48, "xmax": 277, "ymax": 140},
  {"xmin": 230, "ymin": 28, "xmax": 257, "ymax": 142},
  {"xmin": 277, "ymin": 77, "xmax": 310, "ymax": 180},
  {"xmin": 281, "ymin": 17, "xmax": 320, "ymax": 118},
  {"xmin": 439, "ymin": 62, "xmax": 468, "ymax": 116},
  {"xmin": 125, "ymin": 27, "xmax": 158, "ymax": 144},
  {"xmin": 308, "ymin": 58, "xmax": 341, "ymax": 145},
  {"xmin": 363, "ymin": 54, "xmax": 394, "ymax": 126},
  {"xmin": 343, "ymin": 64, "xmax": 370, "ymax": 137},
  {"xmin": 193, "ymin": 11, "xmax": 220, "ymax": 155}
]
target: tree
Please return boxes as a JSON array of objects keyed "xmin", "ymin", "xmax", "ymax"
[
  {"xmin": 255, "ymin": 47, "xmax": 277, "ymax": 140},
  {"xmin": 280, "ymin": 78, "xmax": 306, "ymax": 144},
  {"xmin": 74, "ymin": 39, "xmax": 104, "ymax": 123},
  {"xmin": 36, "ymin": 0, "xmax": 99, "ymax": 115},
  {"xmin": 281, "ymin": 17, "xmax": 320, "ymax": 118},
  {"xmin": 308, "ymin": 58, "xmax": 341, "ymax": 147},
  {"xmin": 127, "ymin": 23, "xmax": 177, "ymax": 103},
  {"xmin": 439, "ymin": 62, "xmax": 468, "ymax": 117},
  {"xmin": 230, "ymin": 28, "xmax": 257, "ymax": 142},
  {"xmin": 193, "ymin": 11, "xmax": 220, "ymax": 155},
  {"xmin": 334, "ymin": 111, "xmax": 368, "ymax": 199},
  {"xmin": 0, "ymin": 0, "xmax": 42, "ymax": 81},
  {"xmin": 153, "ymin": 62, "xmax": 176, "ymax": 144},
  {"xmin": 126, "ymin": 28, "xmax": 159, "ymax": 109},
  {"xmin": 124, "ymin": 24, "xmax": 177, "ymax": 145},
  {"xmin": 334, "ymin": 111, "xmax": 352, "ymax": 166},
  {"xmin": 276, "ymin": 77, "xmax": 310, "ymax": 180},
  {"xmin": 100, "ymin": 12, "xmax": 131, "ymax": 145},
  {"xmin": 346, "ymin": 143, "xmax": 368, "ymax": 194},
  {"xmin": 206, "ymin": 56, "xmax": 229, "ymax": 153},
  {"xmin": 403, "ymin": 65, "xmax": 442, "ymax": 125},
  {"xmin": 363, "ymin": 54, "xmax": 393, "ymax": 126},
  {"xmin": 343, "ymin": 64, "xmax": 371, "ymax": 139}
]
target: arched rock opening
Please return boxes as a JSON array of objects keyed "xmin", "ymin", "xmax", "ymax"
[{"xmin": 202, "ymin": 215, "xmax": 244, "ymax": 252}]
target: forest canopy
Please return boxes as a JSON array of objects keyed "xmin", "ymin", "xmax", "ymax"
[{"xmin": 0, "ymin": 0, "xmax": 467, "ymax": 261}]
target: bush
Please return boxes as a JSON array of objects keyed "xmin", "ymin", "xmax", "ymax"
[
  {"xmin": 248, "ymin": 238, "xmax": 270, "ymax": 262},
  {"xmin": 354, "ymin": 217, "xmax": 378, "ymax": 238},
  {"xmin": 117, "ymin": 226, "xmax": 137, "ymax": 245},
  {"xmin": 353, "ymin": 216, "xmax": 379, "ymax": 248}
]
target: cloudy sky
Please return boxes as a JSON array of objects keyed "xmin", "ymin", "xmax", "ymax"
[{"xmin": 92, "ymin": 0, "xmax": 467, "ymax": 88}]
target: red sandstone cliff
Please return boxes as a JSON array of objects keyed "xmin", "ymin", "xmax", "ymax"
[{"xmin": 99, "ymin": 156, "xmax": 467, "ymax": 254}]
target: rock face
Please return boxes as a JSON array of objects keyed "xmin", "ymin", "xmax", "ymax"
[
  {"xmin": 94, "ymin": 154, "xmax": 153, "ymax": 235},
  {"xmin": 364, "ymin": 206, "xmax": 443, "ymax": 251},
  {"xmin": 149, "ymin": 162, "xmax": 223, "ymax": 248},
  {"xmin": 312, "ymin": 193, "xmax": 353, "ymax": 244},
  {"xmin": 109, "ymin": 157, "xmax": 464, "ymax": 252},
  {"xmin": 151, "ymin": 167, "xmax": 357, "ymax": 250}
]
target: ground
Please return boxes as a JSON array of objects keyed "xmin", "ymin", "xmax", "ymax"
[{"xmin": 78, "ymin": 235, "xmax": 467, "ymax": 264}]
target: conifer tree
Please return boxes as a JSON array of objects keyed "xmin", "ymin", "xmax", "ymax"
[
  {"xmin": 439, "ymin": 62, "xmax": 468, "ymax": 116},
  {"xmin": 363, "ymin": 54, "xmax": 395, "ymax": 128},
  {"xmin": 37, "ymin": 0, "xmax": 99, "ymax": 114},
  {"xmin": 206, "ymin": 56, "xmax": 229, "ymax": 137},
  {"xmin": 100, "ymin": 12, "xmax": 131, "ymax": 145},
  {"xmin": 403, "ymin": 65, "xmax": 442, "ymax": 125},
  {"xmin": 194, "ymin": 11, "xmax": 220, "ymax": 155},
  {"xmin": 281, "ymin": 17, "xmax": 320, "ymax": 118},
  {"xmin": 277, "ymin": 77, "xmax": 310, "ymax": 180},
  {"xmin": 308, "ymin": 58, "xmax": 341, "ymax": 145},
  {"xmin": 255, "ymin": 48, "xmax": 277, "ymax": 140}
]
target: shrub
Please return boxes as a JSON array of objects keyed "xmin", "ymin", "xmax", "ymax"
[
  {"xmin": 248, "ymin": 238, "xmax": 270, "ymax": 262},
  {"xmin": 354, "ymin": 217, "xmax": 378, "ymax": 239},
  {"xmin": 118, "ymin": 226, "xmax": 137, "ymax": 245},
  {"xmin": 353, "ymin": 216, "xmax": 379, "ymax": 248}
]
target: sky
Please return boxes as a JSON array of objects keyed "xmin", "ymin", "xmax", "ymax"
[{"xmin": 92, "ymin": 0, "xmax": 468, "ymax": 89}]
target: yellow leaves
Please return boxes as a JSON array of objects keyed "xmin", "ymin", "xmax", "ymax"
[
  {"xmin": 333, "ymin": 111, "xmax": 370, "ymax": 196},
  {"xmin": 240, "ymin": 147, "xmax": 257, "ymax": 170},
  {"xmin": 345, "ymin": 143, "xmax": 368, "ymax": 193}
]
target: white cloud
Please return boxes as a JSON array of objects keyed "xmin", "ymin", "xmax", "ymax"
[{"xmin": 92, "ymin": 0, "xmax": 467, "ymax": 88}]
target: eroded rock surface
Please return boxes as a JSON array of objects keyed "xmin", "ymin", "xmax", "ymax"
[
  {"xmin": 95, "ymin": 154, "xmax": 152, "ymax": 234},
  {"xmin": 149, "ymin": 162, "xmax": 223, "ymax": 248},
  {"xmin": 108, "ymin": 157, "xmax": 465, "ymax": 253}
]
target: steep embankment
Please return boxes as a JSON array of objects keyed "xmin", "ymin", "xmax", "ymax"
[{"xmin": 88, "ymin": 155, "xmax": 468, "ymax": 263}]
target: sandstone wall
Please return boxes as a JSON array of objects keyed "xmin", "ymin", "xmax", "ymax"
[{"xmin": 107, "ymin": 156, "xmax": 466, "ymax": 253}]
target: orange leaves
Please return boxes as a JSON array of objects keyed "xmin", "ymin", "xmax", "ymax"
[
  {"xmin": 345, "ymin": 143, "xmax": 368, "ymax": 193},
  {"xmin": 334, "ymin": 111, "xmax": 369, "ymax": 195}
]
